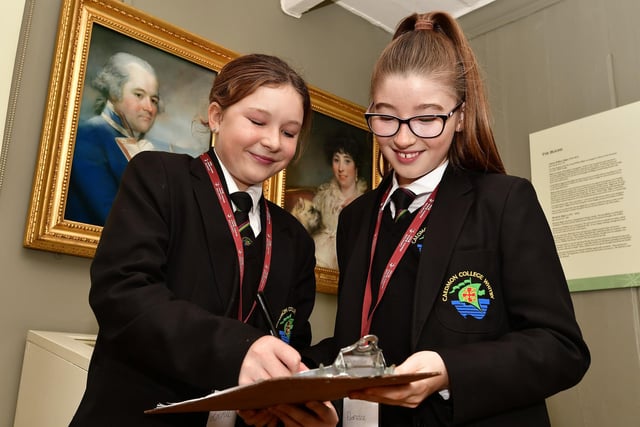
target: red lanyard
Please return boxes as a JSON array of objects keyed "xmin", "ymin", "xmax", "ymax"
[
  {"xmin": 360, "ymin": 186, "xmax": 439, "ymax": 336},
  {"xmin": 200, "ymin": 153, "xmax": 273, "ymax": 322}
]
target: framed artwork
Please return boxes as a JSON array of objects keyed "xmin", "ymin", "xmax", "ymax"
[
  {"xmin": 283, "ymin": 108, "xmax": 380, "ymax": 294},
  {"xmin": 24, "ymin": 0, "xmax": 233, "ymax": 257},
  {"xmin": 23, "ymin": 0, "xmax": 380, "ymax": 294}
]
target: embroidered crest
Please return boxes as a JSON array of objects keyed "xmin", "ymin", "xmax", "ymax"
[
  {"xmin": 276, "ymin": 307, "xmax": 296, "ymax": 343},
  {"xmin": 441, "ymin": 271, "xmax": 494, "ymax": 319}
]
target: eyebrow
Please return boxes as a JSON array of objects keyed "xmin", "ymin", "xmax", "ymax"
[
  {"xmin": 133, "ymin": 88, "xmax": 159, "ymax": 98},
  {"xmin": 372, "ymin": 101, "xmax": 446, "ymax": 113},
  {"xmin": 248, "ymin": 107, "xmax": 302, "ymax": 127},
  {"xmin": 418, "ymin": 103, "xmax": 446, "ymax": 112}
]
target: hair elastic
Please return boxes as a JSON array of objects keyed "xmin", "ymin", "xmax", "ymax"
[{"xmin": 414, "ymin": 18, "xmax": 433, "ymax": 31}]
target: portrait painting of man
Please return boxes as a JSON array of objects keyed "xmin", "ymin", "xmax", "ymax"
[{"xmin": 65, "ymin": 25, "xmax": 216, "ymax": 226}]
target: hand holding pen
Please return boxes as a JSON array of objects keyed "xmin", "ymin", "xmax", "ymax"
[{"xmin": 238, "ymin": 291, "xmax": 305, "ymax": 384}]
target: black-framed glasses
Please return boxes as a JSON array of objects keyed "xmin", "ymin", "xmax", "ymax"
[{"xmin": 365, "ymin": 102, "xmax": 464, "ymax": 139}]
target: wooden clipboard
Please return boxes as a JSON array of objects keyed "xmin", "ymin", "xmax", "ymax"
[{"xmin": 146, "ymin": 371, "xmax": 439, "ymax": 414}]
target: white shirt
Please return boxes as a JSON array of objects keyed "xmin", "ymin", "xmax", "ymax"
[
  {"xmin": 383, "ymin": 161, "xmax": 448, "ymax": 216},
  {"xmin": 213, "ymin": 149, "xmax": 262, "ymax": 235}
]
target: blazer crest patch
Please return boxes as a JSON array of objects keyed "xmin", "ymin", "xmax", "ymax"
[
  {"xmin": 276, "ymin": 307, "xmax": 296, "ymax": 343},
  {"xmin": 442, "ymin": 271, "xmax": 495, "ymax": 319}
]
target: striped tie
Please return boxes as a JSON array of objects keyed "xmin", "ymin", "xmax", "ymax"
[
  {"xmin": 230, "ymin": 192, "xmax": 255, "ymax": 246},
  {"xmin": 391, "ymin": 188, "xmax": 416, "ymax": 222}
]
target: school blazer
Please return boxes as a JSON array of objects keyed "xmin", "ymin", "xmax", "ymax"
[
  {"xmin": 307, "ymin": 166, "xmax": 589, "ymax": 426},
  {"xmin": 71, "ymin": 149, "xmax": 316, "ymax": 427}
]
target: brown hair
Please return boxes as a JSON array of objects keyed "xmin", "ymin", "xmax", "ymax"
[
  {"xmin": 371, "ymin": 12, "xmax": 505, "ymax": 174},
  {"xmin": 209, "ymin": 54, "xmax": 312, "ymax": 154}
]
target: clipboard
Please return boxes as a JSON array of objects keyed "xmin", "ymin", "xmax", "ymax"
[
  {"xmin": 146, "ymin": 371, "xmax": 438, "ymax": 413},
  {"xmin": 146, "ymin": 335, "xmax": 440, "ymax": 414}
]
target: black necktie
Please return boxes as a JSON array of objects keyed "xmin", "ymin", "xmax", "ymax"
[
  {"xmin": 391, "ymin": 188, "xmax": 416, "ymax": 222},
  {"xmin": 230, "ymin": 192, "xmax": 255, "ymax": 246}
]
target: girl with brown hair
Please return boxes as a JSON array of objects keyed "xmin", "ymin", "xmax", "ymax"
[{"xmin": 306, "ymin": 12, "xmax": 589, "ymax": 426}]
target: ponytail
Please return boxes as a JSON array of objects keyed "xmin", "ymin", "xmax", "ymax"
[{"xmin": 371, "ymin": 12, "xmax": 505, "ymax": 174}]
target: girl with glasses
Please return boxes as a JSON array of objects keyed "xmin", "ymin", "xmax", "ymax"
[{"xmin": 305, "ymin": 11, "xmax": 589, "ymax": 426}]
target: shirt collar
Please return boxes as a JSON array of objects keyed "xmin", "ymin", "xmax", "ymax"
[
  {"xmin": 384, "ymin": 160, "xmax": 448, "ymax": 209},
  {"xmin": 213, "ymin": 148, "xmax": 262, "ymax": 213}
]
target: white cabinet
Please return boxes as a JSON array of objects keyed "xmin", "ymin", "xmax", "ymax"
[{"xmin": 13, "ymin": 330, "xmax": 96, "ymax": 427}]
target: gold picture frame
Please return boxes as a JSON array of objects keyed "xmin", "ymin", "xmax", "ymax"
[
  {"xmin": 23, "ymin": 0, "xmax": 381, "ymax": 294},
  {"xmin": 283, "ymin": 103, "xmax": 381, "ymax": 294}
]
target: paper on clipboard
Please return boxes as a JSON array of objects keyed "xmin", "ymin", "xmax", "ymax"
[
  {"xmin": 145, "ymin": 371, "xmax": 438, "ymax": 414},
  {"xmin": 146, "ymin": 335, "xmax": 439, "ymax": 414}
]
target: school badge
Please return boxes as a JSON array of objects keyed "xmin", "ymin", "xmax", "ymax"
[
  {"xmin": 441, "ymin": 271, "xmax": 494, "ymax": 319},
  {"xmin": 276, "ymin": 307, "xmax": 296, "ymax": 344}
]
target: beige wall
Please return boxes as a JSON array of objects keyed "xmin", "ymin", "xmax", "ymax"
[
  {"xmin": 0, "ymin": 0, "xmax": 26, "ymax": 188},
  {"xmin": 0, "ymin": 0, "xmax": 638, "ymax": 426}
]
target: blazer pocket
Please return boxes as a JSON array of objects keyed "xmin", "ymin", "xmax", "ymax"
[{"xmin": 435, "ymin": 249, "xmax": 504, "ymax": 334}]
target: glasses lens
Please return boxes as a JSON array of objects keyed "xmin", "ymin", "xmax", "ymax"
[
  {"xmin": 367, "ymin": 115, "xmax": 399, "ymax": 137},
  {"xmin": 367, "ymin": 114, "xmax": 446, "ymax": 138},
  {"xmin": 409, "ymin": 116, "xmax": 445, "ymax": 138}
]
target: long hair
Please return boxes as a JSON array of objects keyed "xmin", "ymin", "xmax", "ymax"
[{"xmin": 371, "ymin": 12, "xmax": 505, "ymax": 174}]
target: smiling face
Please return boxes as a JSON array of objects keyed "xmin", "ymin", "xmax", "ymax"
[
  {"xmin": 332, "ymin": 151, "xmax": 357, "ymax": 190},
  {"xmin": 112, "ymin": 63, "xmax": 159, "ymax": 136},
  {"xmin": 208, "ymin": 84, "xmax": 304, "ymax": 190},
  {"xmin": 371, "ymin": 73, "xmax": 463, "ymax": 186}
]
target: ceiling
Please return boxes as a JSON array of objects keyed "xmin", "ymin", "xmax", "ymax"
[{"xmin": 280, "ymin": 0, "xmax": 497, "ymax": 33}]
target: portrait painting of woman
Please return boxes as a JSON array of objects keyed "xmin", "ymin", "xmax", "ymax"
[
  {"xmin": 284, "ymin": 111, "xmax": 375, "ymax": 273},
  {"xmin": 311, "ymin": 134, "xmax": 368, "ymax": 269}
]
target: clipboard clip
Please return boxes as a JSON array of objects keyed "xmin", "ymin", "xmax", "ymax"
[{"xmin": 301, "ymin": 335, "xmax": 394, "ymax": 378}]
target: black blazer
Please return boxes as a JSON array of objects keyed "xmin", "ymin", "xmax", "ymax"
[
  {"xmin": 71, "ymin": 149, "xmax": 316, "ymax": 427},
  {"xmin": 306, "ymin": 166, "xmax": 589, "ymax": 426}
]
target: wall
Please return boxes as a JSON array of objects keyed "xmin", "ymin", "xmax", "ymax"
[
  {"xmin": 0, "ymin": 0, "xmax": 26, "ymax": 188},
  {"xmin": 1, "ymin": 0, "xmax": 639, "ymax": 426}
]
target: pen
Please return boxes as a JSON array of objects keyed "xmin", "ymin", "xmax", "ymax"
[{"xmin": 256, "ymin": 291, "xmax": 279, "ymax": 338}]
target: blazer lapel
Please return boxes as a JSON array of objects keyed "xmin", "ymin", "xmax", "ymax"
[
  {"xmin": 190, "ymin": 153, "xmax": 238, "ymax": 312},
  {"xmin": 411, "ymin": 167, "xmax": 474, "ymax": 348},
  {"xmin": 337, "ymin": 178, "xmax": 390, "ymax": 344}
]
